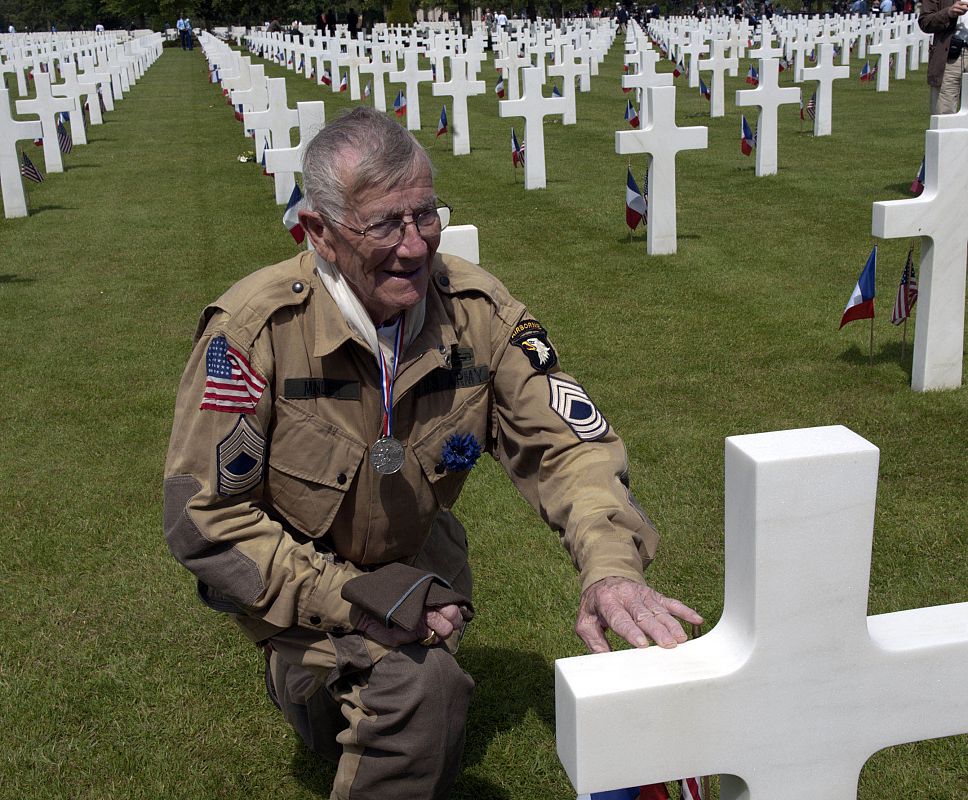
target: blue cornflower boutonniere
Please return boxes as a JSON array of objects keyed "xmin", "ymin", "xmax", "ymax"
[{"xmin": 440, "ymin": 433, "xmax": 482, "ymax": 473}]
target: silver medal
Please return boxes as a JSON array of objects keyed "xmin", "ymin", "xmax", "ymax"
[{"xmin": 370, "ymin": 436, "xmax": 405, "ymax": 475}]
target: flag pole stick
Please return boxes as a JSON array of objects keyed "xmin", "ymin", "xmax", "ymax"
[
  {"xmin": 629, "ymin": 158, "xmax": 633, "ymax": 243},
  {"xmin": 869, "ymin": 316, "xmax": 874, "ymax": 366},
  {"xmin": 901, "ymin": 317, "xmax": 908, "ymax": 362}
]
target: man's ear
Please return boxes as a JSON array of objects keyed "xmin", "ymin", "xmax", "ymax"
[{"xmin": 299, "ymin": 209, "xmax": 337, "ymax": 262}]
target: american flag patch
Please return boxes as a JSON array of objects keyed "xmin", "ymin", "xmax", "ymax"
[{"xmin": 200, "ymin": 335, "xmax": 267, "ymax": 414}]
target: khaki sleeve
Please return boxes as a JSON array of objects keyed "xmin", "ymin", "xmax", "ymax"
[
  {"xmin": 490, "ymin": 310, "xmax": 659, "ymax": 593},
  {"xmin": 163, "ymin": 314, "xmax": 364, "ymax": 634}
]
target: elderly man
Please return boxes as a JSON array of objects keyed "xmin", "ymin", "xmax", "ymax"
[{"xmin": 164, "ymin": 107, "xmax": 701, "ymax": 799}]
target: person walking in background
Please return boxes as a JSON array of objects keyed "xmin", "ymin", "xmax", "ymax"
[{"xmin": 920, "ymin": 0, "xmax": 968, "ymax": 113}]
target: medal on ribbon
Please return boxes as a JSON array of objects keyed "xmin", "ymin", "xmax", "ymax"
[{"xmin": 370, "ymin": 315, "xmax": 407, "ymax": 475}]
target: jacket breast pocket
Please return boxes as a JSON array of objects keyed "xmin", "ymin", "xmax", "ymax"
[
  {"xmin": 265, "ymin": 396, "xmax": 366, "ymax": 537},
  {"xmin": 411, "ymin": 383, "xmax": 489, "ymax": 511}
]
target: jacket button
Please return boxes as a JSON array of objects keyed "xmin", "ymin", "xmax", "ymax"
[
  {"xmin": 292, "ymin": 281, "xmax": 304, "ymax": 293},
  {"xmin": 309, "ymin": 615, "xmax": 321, "ymax": 625},
  {"xmin": 435, "ymin": 463, "xmax": 446, "ymax": 475},
  {"xmin": 337, "ymin": 472, "xmax": 347, "ymax": 484},
  {"xmin": 435, "ymin": 274, "xmax": 450, "ymax": 287}
]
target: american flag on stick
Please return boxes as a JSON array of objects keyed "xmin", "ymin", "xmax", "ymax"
[
  {"xmin": 891, "ymin": 247, "xmax": 918, "ymax": 326},
  {"xmin": 200, "ymin": 336, "xmax": 267, "ymax": 414}
]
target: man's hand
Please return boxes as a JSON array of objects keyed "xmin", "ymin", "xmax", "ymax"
[
  {"xmin": 949, "ymin": 0, "xmax": 968, "ymax": 18},
  {"xmin": 576, "ymin": 576, "xmax": 704, "ymax": 654},
  {"xmin": 356, "ymin": 603, "xmax": 467, "ymax": 647}
]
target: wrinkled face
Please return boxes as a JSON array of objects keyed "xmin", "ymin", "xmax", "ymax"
[{"xmin": 303, "ymin": 157, "xmax": 439, "ymax": 326}]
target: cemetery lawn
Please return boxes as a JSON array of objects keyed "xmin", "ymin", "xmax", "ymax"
[{"xmin": 1, "ymin": 44, "xmax": 965, "ymax": 800}]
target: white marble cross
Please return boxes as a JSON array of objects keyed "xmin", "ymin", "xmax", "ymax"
[
  {"xmin": 547, "ymin": 44, "xmax": 589, "ymax": 125},
  {"xmin": 498, "ymin": 65, "xmax": 567, "ymax": 189},
  {"xmin": 58, "ymin": 62, "xmax": 102, "ymax": 126},
  {"xmin": 264, "ymin": 101, "xmax": 325, "ymax": 205},
  {"xmin": 615, "ymin": 86, "xmax": 708, "ymax": 255},
  {"xmin": 44, "ymin": 68, "xmax": 89, "ymax": 146},
  {"xmin": 872, "ymin": 126, "xmax": 968, "ymax": 392},
  {"xmin": 0, "ymin": 88, "xmax": 44, "ymax": 218},
  {"xmin": 620, "ymin": 48, "xmax": 672, "ymax": 128},
  {"xmin": 557, "ymin": 424, "xmax": 968, "ymax": 797},
  {"xmin": 799, "ymin": 43, "xmax": 849, "ymax": 136},
  {"xmin": 735, "ymin": 58, "xmax": 801, "ymax": 177},
  {"xmin": 431, "ymin": 55, "xmax": 485, "ymax": 156},
  {"xmin": 867, "ymin": 38, "xmax": 895, "ymax": 93},
  {"xmin": 697, "ymin": 39, "xmax": 738, "ymax": 118},
  {"xmin": 244, "ymin": 78, "xmax": 299, "ymax": 204},
  {"xmin": 14, "ymin": 72, "xmax": 74, "ymax": 173},
  {"xmin": 681, "ymin": 31, "xmax": 709, "ymax": 89},
  {"xmin": 747, "ymin": 32, "xmax": 784, "ymax": 61},
  {"xmin": 388, "ymin": 50, "xmax": 433, "ymax": 131},
  {"xmin": 342, "ymin": 40, "xmax": 365, "ymax": 100},
  {"xmin": 494, "ymin": 49, "xmax": 532, "ymax": 100},
  {"xmin": 358, "ymin": 43, "xmax": 394, "ymax": 112},
  {"xmin": 78, "ymin": 56, "xmax": 114, "ymax": 112}
]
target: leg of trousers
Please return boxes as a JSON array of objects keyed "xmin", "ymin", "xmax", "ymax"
[
  {"xmin": 270, "ymin": 638, "xmax": 474, "ymax": 800},
  {"xmin": 936, "ymin": 53, "xmax": 967, "ymax": 115}
]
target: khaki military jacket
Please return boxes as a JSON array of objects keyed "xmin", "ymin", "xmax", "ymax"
[{"xmin": 164, "ymin": 250, "xmax": 658, "ymax": 642}]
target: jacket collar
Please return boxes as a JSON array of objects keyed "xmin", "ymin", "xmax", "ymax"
[{"xmin": 311, "ymin": 252, "xmax": 457, "ymax": 370}]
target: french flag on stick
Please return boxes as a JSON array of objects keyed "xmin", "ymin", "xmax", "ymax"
[
  {"xmin": 625, "ymin": 99, "xmax": 640, "ymax": 129},
  {"xmin": 741, "ymin": 115, "xmax": 755, "ymax": 156},
  {"xmin": 283, "ymin": 184, "xmax": 306, "ymax": 244},
  {"xmin": 625, "ymin": 167, "xmax": 647, "ymax": 230},
  {"xmin": 840, "ymin": 247, "xmax": 876, "ymax": 329}
]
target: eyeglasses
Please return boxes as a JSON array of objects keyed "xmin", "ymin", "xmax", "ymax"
[{"xmin": 328, "ymin": 203, "xmax": 452, "ymax": 250}]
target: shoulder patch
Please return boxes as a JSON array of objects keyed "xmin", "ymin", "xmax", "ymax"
[
  {"xmin": 510, "ymin": 319, "xmax": 558, "ymax": 372},
  {"xmin": 217, "ymin": 416, "xmax": 266, "ymax": 496},
  {"xmin": 200, "ymin": 335, "xmax": 267, "ymax": 414},
  {"xmin": 547, "ymin": 375, "xmax": 609, "ymax": 441}
]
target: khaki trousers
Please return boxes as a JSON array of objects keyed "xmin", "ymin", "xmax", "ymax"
[
  {"xmin": 931, "ymin": 52, "xmax": 967, "ymax": 115},
  {"xmin": 268, "ymin": 635, "xmax": 474, "ymax": 800}
]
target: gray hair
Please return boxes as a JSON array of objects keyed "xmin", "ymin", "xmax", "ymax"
[{"xmin": 302, "ymin": 106, "xmax": 432, "ymax": 222}]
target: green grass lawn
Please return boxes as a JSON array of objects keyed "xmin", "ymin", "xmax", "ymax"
[{"xmin": 0, "ymin": 40, "xmax": 965, "ymax": 800}]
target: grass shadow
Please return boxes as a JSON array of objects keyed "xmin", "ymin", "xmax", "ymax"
[
  {"xmin": 287, "ymin": 644, "xmax": 552, "ymax": 799},
  {"xmin": 838, "ymin": 339, "xmax": 915, "ymax": 374},
  {"xmin": 27, "ymin": 204, "xmax": 76, "ymax": 214},
  {"xmin": 0, "ymin": 274, "xmax": 36, "ymax": 284}
]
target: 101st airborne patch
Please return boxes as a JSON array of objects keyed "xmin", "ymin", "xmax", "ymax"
[{"xmin": 510, "ymin": 319, "xmax": 558, "ymax": 372}]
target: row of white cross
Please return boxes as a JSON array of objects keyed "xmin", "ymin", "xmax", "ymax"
[
  {"xmin": 208, "ymin": 15, "xmax": 967, "ymax": 393},
  {"xmin": 0, "ymin": 31, "xmax": 163, "ymax": 218}
]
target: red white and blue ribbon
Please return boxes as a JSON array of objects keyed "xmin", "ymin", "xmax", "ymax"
[{"xmin": 376, "ymin": 315, "xmax": 406, "ymax": 438}]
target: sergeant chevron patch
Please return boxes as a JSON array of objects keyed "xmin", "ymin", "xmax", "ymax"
[
  {"xmin": 217, "ymin": 416, "xmax": 266, "ymax": 496},
  {"xmin": 547, "ymin": 375, "xmax": 609, "ymax": 441}
]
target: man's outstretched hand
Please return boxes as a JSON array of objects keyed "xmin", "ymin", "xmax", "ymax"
[{"xmin": 576, "ymin": 576, "xmax": 704, "ymax": 654}]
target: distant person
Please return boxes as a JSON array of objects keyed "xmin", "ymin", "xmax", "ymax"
[
  {"xmin": 920, "ymin": 0, "xmax": 968, "ymax": 113},
  {"xmin": 346, "ymin": 7, "xmax": 359, "ymax": 37},
  {"xmin": 880, "ymin": 0, "xmax": 894, "ymax": 11},
  {"xmin": 496, "ymin": 8, "xmax": 509, "ymax": 26},
  {"xmin": 325, "ymin": 8, "xmax": 337, "ymax": 35},
  {"xmin": 95, "ymin": 22, "xmax": 105, "ymax": 32},
  {"xmin": 184, "ymin": 17, "xmax": 194, "ymax": 50},
  {"xmin": 315, "ymin": 9, "xmax": 326, "ymax": 31},
  {"xmin": 7, "ymin": 24, "xmax": 15, "ymax": 33},
  {"xmin": 176, "ymin": 14, "xmax": 187, "ymax": 48}
]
